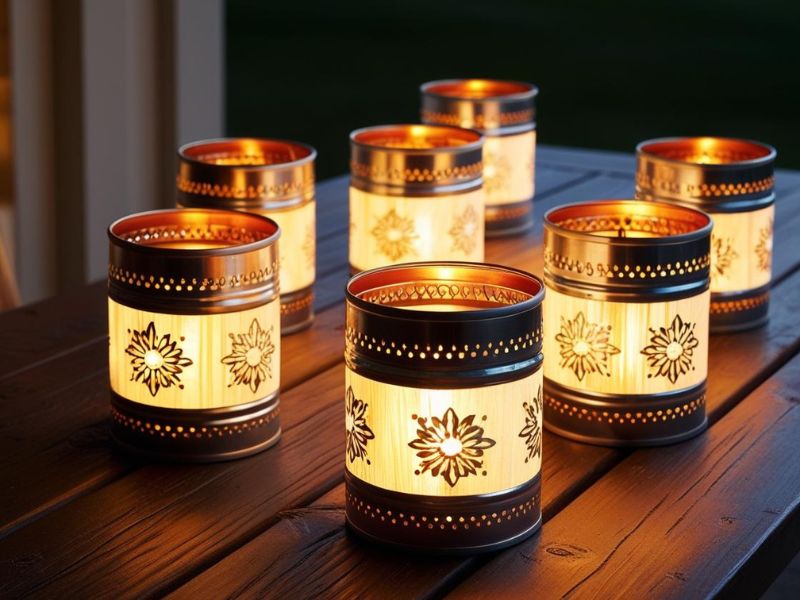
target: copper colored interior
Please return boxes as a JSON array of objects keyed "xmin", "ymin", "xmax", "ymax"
[
  {"xmin": 352, "ymin": 125, "xmax": 481, "ymax": 150},
  {"xmin": 639, "ymin": 137, "xmax": 773, "ymax": 165},
  {"xmin": 424, "ymin": 79, "xmax": 534, "ymax": 99},
  {"xmin": 110, "ymin": 209, "xmax": 278, "ymax": 250},
  {"xmin": 181, "ymin": 139, "xmax": 313, "ymax": 167},
  {"xmin": 349, "ymin": 263, "xmax": 541, "ymax": 311},
  {"xmin": 547, "ymin": 200, "xmax": 710, "ymax": 240}
]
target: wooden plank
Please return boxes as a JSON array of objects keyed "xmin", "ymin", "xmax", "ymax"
[
  {"xmin": 447, "ymin": 354, "xmax": 800, "ymax": 600},
  {"xmin": 0, "ymin": 165, "xmax": 591, "ymax": 536},
  {"xmin": 0, "ymin": 169, "xmax": 622, "ymax": 597},
  {"xmin": 0, "ymin": 304, "xmax": 345, "ymax": 538},
  {"xmin": 165, "ymin": 183, "xmax": 800, "ymax": 599}
]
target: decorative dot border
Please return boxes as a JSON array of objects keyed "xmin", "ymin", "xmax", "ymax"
[
  {"xmin": 108, "ymin": 260, "xmax": 279, "ymax": 293},
  {"xmin": 350, "ymin": 160, "xmax": 482, "ymax": 185},
  {"xmin": 345, "ymin": 327, "xmax": 542, "ymax": 362},
  {"xmin": 177, "ymin": 175, "xmax": 312, "ymax": 200},
  {"xmin": 543, "ymin": 392, "xmax": 705, "ymax": 425},
  {"xmin": 280, "ymin": 291, "xmax": 314, "ymax": 315},
  {"xmin": 637, "ymin": 173, "xmax": 774, "ymax": 199},
  {"xmin": 345, "ymin": 488, "xmax": 539, "ymax": 531},
  {"xmin": 545, "ymin": 250, "xmax": 710, "ymax": 280},
  {"xmin": 422, "ymin": 109, "xmax": 535, "ymax": 129},
  {"xmin": 111, "ymin": 406, "xmax": 280, "ymax": 439},
  {"xmin": 486, "ymin": 203, "xmax": 533, "ymax": 222},
  {"xmin": 710, "ymin": 291, "xmax": 769, "ymax": 314}
]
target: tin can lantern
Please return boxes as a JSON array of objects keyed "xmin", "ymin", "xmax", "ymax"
[
  {"xmin": 344, "ymin": 262, "xmax": 544, "ymax": 553},
  {"xmin": 108, "ymin": 209, "xmax": 282, "ymax": 461},
  {"xmin": 543, "ymin": 200, "xmax": 711, "ymax": 447},
  {"xmin": 420, "ymin": 79, "xmax": 538, "ymax": 236},
  {"xmin": 636, "ymin": 137, "xmax": 776, "ymax": 332},
  {"xmin": 177, "ymin": 138, "xmax": 316, "ymax": 334},
  {"xmin": 349, "ymin": 124, "xmax": 485, "ymax": 273}
]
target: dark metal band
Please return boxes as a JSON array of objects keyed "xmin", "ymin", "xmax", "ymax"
[
  {"xmin": 636, "ymin": 137, "xmax": 775, "ymax": 211},
  {"xmin": 485, "ymin": 200, "xmax": 534, "ymax": 236},
  {"xmin": 420, "ymin": 79, "xmax": 538, "ymax": 135},
  {"xmin": 108, "ymin": 209, "xmax": 280, "ymax": 315},
  {"xmin": 280, "ymin": 285, "xmax": 314, "ymax": 335},
  {"xmin": 345, "ymin": 262, "xmax": 544, "ymax": 382},
  {"xmin": 110, "ymin": 391, "xmax": 281, "ymax": 462},
  {"xmin": 345, "ymin": 471, "xmax": 541, "ymax": 554},
  {"xmin": 177, "ymin": 138, "xmax": 316, "ymax": 206},
  {"xmin": 544, "ymin": 200, "xmax": 711, "ymax": 299},
  {"xmin": 710, "ymin": 286, "xmax": 770, "ymax": 333},
  {"xmin": 543, "ymin": 379, "xmax": 707, "ymax": 447},
  {"xmin": 349, "ymin": 124, "xmax": 483, "ymax": 197}
]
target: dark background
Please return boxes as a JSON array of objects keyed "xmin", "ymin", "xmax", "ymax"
[{"xmin": 226, "ymin": 0, "xmax": 799, "ymax": 179}]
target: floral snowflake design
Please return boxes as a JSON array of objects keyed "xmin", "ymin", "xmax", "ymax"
[
  {"xmin": 371, "ymin": 209, "xmax": 418, "ymax": 261},
  {"xmin": 449, "ymin": 205, "xmax": 480, "ymax": 255},
  {"xmin": 345, "ymin": 386, "xmax": 375, "ymax": 464},
  {"xmin": 221, "ymin": 318, "xmax": 275, "ymax": 393},
  {"xmin": 641, "ymin": 314, "xmax": 699, "ymax": 384},
  {"xmin": 408, "ymin": 407, "xmax": 496, "ymax": 488},
  {"xmin": 755, "ymin": 219, "xmax": 773, "ymax": 272},
  {"xmin": 302, "ymin": 224, "xmax": 315, "ymax": 270},
  {"xmin": 125, "ymin": 322, "xmax": 193, "ymax": 397},
  {"xmin": 710, "ymin": 234, "xmax": 738, "ymax": 283},
  {"xmin": 555, "ymin": 311, "xmax": 620, "ymax": 381},
  {"xmin": 519, "ymin": 385, "xmax": 543, "ymax": 464},
  {"xmin": 483, "ymin": 151, "xmax": 511, "ymax": 196}
]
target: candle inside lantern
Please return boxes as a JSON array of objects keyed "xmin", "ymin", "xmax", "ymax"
[
  {"xmin": 108, "ymin": 208, "xmax": 282, "ymax": 461},
  {"xmin": 177, "ymin": 138, "xmax": 317, "ymax": 335},
  {"xmin": 543, "ymin": 200, "xmax": 711, "ymax": 447},
  {"xmin": 349, "ymin": 125, "xmax": 485, "ymax": 273},
  {"xmin": 344, "ymin": 262, "xmax": 544, "ymax": 552},
  {"xmin": 420, "ymin": 79, "xmax": 538, "ymax": 236},
  {"xmin": 636, "ymin": 137, "xmax": 776, "ymax": 333}
]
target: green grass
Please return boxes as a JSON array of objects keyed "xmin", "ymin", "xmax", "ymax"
[{"xmin": 227, "ymin": 0, "xmax": 800, "ymax": 179}]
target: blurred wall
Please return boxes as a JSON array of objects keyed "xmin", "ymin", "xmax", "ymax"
[{"xmin": 226, "ymin": 0, "xmax": 800, "ymax": 179}]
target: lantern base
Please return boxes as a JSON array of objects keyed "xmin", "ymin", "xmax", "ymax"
[
  {"xmin": 485, "ymin": 200, "xmax": 534, "ymax": 237},
  {"xmin": 710, "ymin": 288, "xmax": 769, "ymax": 334},
  {"xmin": 543, "ymin": 379, "xmax": 707, "ymax": 447},
  {"xmin": 110, "ymin": 392, "xmax": 281, "ymax": 462},
  {"xmin": 280, "ymin": 286, "xmax": 314, "ymax": 335},
  {"xmin": 344, "ymin": 472, "xmax": 541, "ymax": 554}
]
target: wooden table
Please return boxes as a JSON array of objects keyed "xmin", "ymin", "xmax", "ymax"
[{"xmin": 2, "ymin": 146, "xmax": 800, "ymax": 599}]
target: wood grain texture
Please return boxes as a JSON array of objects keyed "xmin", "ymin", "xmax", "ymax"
[
  {"xmin": 448, "ymin": 353, "xmax": 800, "ymax": 600},
  {"xmin": 163, "ymin": 261, "xmax": 800, "ymax": 600},
  {"xmin": 2, "ymin": 150, "xmax": 799, "ymax": 600}
]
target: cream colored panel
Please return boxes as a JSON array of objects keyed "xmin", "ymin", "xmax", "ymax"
[
  {"xmin": 709, "ymin": 205, "xmax": 773, "ymax": 293},
  {"xmin": 344, "ymin": 368, "xmax": 542, "ymax": 497},
  {"xmin": 543, "ymin": 288, "xmax": 709, "ymax": 395},
  {"xmin": 483, "ymin": 130, "xmax": 536, "ymax": 206},
  {"xmin": 349, "ymin": 187, "xmax": 484, "ymax": 271},
  {"xmin": 256, "ymin": 200, "xmax": 315, "ymax": 294},
  {"xmin": 109, "ymin": 298, "xmax": 280, "ymax": 409}
]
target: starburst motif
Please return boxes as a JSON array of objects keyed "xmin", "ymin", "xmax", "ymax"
[
  {"xmin": 345, "ymin": 386, "xmax": 375, "ymax": 464},
  {"xmin": 710, "ymin": 234, "xmax": 738, "ymax": 283},
  {"xmin": 302, "ymin": 224, "xmax": 315, "ymax": 270},
  {"xmin": 641, "ymin": 315, "xmax": 699, "ymax": 384},
  {"xmin": 408, "ymin": 407, "xmax": 496, "ymax": 488},
  {"xmin": 221, "ymin": 318, "xmax": 275, "ymax": 393},
  {"xmin": 449, "ymin": 205, "xmax": 480, "ymax": 255},
  {"xmin": 125, "ymin": 322, "xmax": 193, "ymax": 397},
  {"xmin": 555, "ymin": 311, "xmax": 620, "ymax": 381},
  {"xmin": 519, "ymin": 385, "xmax": 542, "ymax": 464},
  {"xmin": 371, "ymin": 209, "xmax": 418, "ymax": 261},
  {"xmin": 483, "ymin": 151, "xmax": 511, "ymax": 195},
  {"xmin": 755, "ymin": 219, "xmax": 773, "ymax": 272}
]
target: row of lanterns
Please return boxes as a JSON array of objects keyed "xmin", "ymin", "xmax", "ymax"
[{"xmin": 106, "ymin": 79, "xmax": 776, "ymax": 553}]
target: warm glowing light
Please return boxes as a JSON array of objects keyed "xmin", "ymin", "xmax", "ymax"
[
  {"xmin": 440, "ymin": 437, "xmax": 463, "ymax": 457},
  {"xmin": 144, "ymin": 350, "xmax": 164, "ymax": 370}
]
